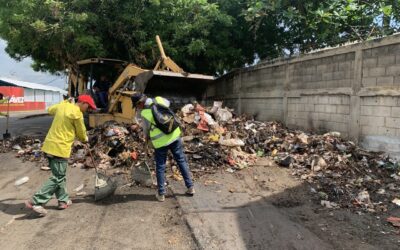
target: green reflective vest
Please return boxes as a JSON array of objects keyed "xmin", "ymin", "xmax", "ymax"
[{"xmin": 141, "ymin": 97, "xmax": 181, "ymax": 149}]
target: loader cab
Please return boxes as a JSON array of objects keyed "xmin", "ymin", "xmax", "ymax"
[{"xmin": 67, "ymin": 58, "xmax": 128, "ymax": 110}]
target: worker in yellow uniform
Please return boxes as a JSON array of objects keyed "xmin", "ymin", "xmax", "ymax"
[
  {"xmin": 131, "ymin": 93, "xmax": 194, "ymax": 202},
  {"xmin": 25, "ymin": 95, "xmax": 97, "ymax": 217}
]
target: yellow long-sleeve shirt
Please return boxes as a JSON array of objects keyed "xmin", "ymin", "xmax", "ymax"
[{"xmin": 41, "ymin": 101, "xmax": 88, "ymax": 158}]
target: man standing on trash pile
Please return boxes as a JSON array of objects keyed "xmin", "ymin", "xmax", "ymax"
[
  {"xmin": 25, "ymin": 95, "xmax": 97, "ymax": 216},
  {"xmin": 131, "ymin": 93, "xmax": 195, "ymax": 202}
]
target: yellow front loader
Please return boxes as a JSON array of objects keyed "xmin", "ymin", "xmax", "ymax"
[{"xmin": 67, "ymin": 36, "xmax": 214, "ymax": 127}]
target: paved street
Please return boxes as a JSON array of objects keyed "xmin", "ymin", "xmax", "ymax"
[
  {"xmin": 0, "ymin": 114, "xmax": 51, "ymax": 138},
  {"xmin": 0, "ymin": 116, "xmax": 196, "ymax": 249}
]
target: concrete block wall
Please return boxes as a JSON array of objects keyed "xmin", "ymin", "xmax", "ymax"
[
  {"xmin": 206, "ymin": 34, "xmax": 400, "ymax": 151},
  {"xmin": 360, "ymin": 96, "xmax": 400, "ymax": 136},
  {"xmin": 287, "ymin": 95, "xmax": 350, "ymax": 137},
  {"xmin": 242, "ymin": 98, "xmax": 283, "ymax": 121},
  {"xmin": 289, "ymin": 53, "xmax": 354, "ymax": 90},
  {"xmin": 362, "ymin": 44, "xmax": 400, "ymax": 87}
]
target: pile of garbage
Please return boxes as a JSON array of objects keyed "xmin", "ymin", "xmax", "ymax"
[
  {"xmin": 69, "ymin": 121, "xmax": 147, "ymax": 174},
  {"xmin": 231, "ymin": 119, "xmax": 400, "ymax": 213},
  {"xmin": 2, "ymin": 101, "xmax": 400, "ymax": 213},
  {"xmin": 0, "ymin": 136, "xmax": 45, "ymax": 162}
]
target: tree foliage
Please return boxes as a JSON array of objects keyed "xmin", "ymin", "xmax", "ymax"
[{"xmin": 0, "ymin": 0, "xmax": 398, "ymax": 75}]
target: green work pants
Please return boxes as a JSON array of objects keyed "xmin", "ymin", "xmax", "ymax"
[{"xmin": 32, "ymin": 157, "xmax": 69, "ymax": 205}]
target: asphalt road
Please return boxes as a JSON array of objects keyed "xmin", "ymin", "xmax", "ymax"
[
  {"xmin": 0, "ymin": 115, "xmax": 52, "ymax": 138},
  {"xmin": 0, "ymin": 116, "xmax": 196, "ymax": 249}
]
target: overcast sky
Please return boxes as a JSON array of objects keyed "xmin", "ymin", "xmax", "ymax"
[{"xmin": 0, "ymin": 39, "xmax": 65, "ymax": 89}]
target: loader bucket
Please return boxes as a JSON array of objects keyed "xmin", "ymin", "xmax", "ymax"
[{"xmin": 135, "ymin": 71, "xmax": 214, "ymax": 109}]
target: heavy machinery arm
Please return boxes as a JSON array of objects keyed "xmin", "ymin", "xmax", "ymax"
[{"xmin": 67, "ymin": 35, "xmax": 214, "ymax": 127}]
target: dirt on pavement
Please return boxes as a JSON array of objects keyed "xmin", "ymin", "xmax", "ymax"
[
  {"xmin": 0, "ymin": 152, "xmax": 196, "ymax": 250},
  {"xmin": 172, "ymin": 158, "xmax": 400, "ymax": 250}
]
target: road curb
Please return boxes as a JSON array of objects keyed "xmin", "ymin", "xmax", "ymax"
[{"xmin": 170, "ymin": 185, "xmax": 205, "ymax": 250}]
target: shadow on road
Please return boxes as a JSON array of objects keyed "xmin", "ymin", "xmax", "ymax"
[
  {"xmin": 0, "ymin": 199, "xmax": 42, "ymax": 220},
  {"xmin": 0, "ymin": 192, "xmax": 158, "ymax": 221},
  {"xmin": 232, "ymin": 182, "xmax": 398, "ymax": 250}
]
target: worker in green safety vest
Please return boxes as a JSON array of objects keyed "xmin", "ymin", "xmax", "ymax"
[{"xmin": 131, "ymin": 93, "xmax": 195, "ymax": 202}]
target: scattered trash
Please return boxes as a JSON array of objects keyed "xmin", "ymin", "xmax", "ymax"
[
  {"xmin": 354, "ymin": 191, "xmax": 373, "ymax": 208},
  {"xmin": 226, "ymin": 168, "xmax": 235, "ymax": 173},
  {"xmin": 74, "ymin": 184, "xmax": 85, "ymax": 192},
  {"xmin": 40, "ymin": 166, "xmax": 51, "ymax": 171},
  {"xmin": 321, "ymin": 200, "xmax": 338, "ymax": 209},
  {"xmin": 15, "ymin": 176, "xmax": 29, "ymax": 186},
  {"xmin": 387, "ymin": 217, "xmax": 400, "ymax": 227},
  {"xmin": 2, "ymin": 102, "xmax": 400, "ymax": 213},
  {"xmin": 76, "ymin": 191, "xmax": 87, "ymax": 196},
  {"xmin": 392, "ymin": 198, "xmax": 400, "ymax": 207},
  {"xmin": 311, "ymin": 155, "xmax": 327, "ymax": 172},
  {"xmin": 215, "ymin": 108, "xmax": 233, "ymax": 122},
  {"xmin": 376, "ymin": 189, "xmax": 386, "ymax": 194},
  {"xmin": 219, "ymin": 138, "xmax": 245, "ymax": 147}
]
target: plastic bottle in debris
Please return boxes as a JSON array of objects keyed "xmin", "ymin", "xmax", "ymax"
[{"xmin": 15, "ymin": 176, "xmax": 29, "ymax": 186}]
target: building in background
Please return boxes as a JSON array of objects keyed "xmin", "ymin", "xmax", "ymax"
[{"xmin": 0, "ymin": 77, "xmax": 67, "ymax": 112}]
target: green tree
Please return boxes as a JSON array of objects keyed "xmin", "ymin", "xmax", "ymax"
[{"xmin": 0, "ymin": 0, "xmax": 398, "ymax": 75}]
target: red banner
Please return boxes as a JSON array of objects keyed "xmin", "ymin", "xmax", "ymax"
[{"xmin": 0, "ymin": 86, "xmax": 45, "ymax": 112}]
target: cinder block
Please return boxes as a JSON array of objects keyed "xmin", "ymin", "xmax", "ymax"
[
  {"xmin": 315, "ymin": 104, "xmax": 325, "ymax": 113},
  {"xmin": 392, "ymin": 107, "xmax": 400, "ymax": 118},
  {"xmin": 362, "ymin": 69, "xmax": 369, "ymax": 77},
  {"xmin": 378, "ymin": 55, "xmax": 396, "ymax": 66},
  {"xmin": 336, "ymin": 105, "xmax": 350, "ymax": 114},
  {"xmin": 377, "ymin": 76, "xmax": 394, "ymax": 85},
  {"xmin": 331, "ymin": 114, "xmax": 350, "ymax": 123},
  {"xmin": 362, "ymin": 77, "xmax": 377, "ymax": 87},
  {"xmin": 288, "ymin": 98, "xmax": 299, "ymax": 104},
  {"xmin": 386, "ymin": 65, "xmax": 400, "ymax": 76},
  {"xmin": 385, "ymin": 117, "xmax": 400, "ymax": 128},
  {"xmin": 361, "ymin": 125, "xmax": 378, "ymax": 135},
  {"xmin": 361, "ymin": 106, "xmax": 391, "ymax": 117},
  {"xmin": 363, "ymin": 58, "xmax": 377, "ymax": 68},
  {"xmin": 318, "ymin": 96, "xmax": 329, "ymax": 104},
  {"xmin": 318, "ymin": 113, "xmax": 331, "ymax": 121},
  {"xmin": 337, "ymin": 79, "xmax": 352, "ymax": 87},
  {"xmin": 368, "ymin": 67, "xmax": 386, "ymax": 77},
  {"xmin": 317, "ymin": 64, "xmax": 327, "ymax": 72},
  {"xmin": 328, "ymin": 96, "xmax": 341, "ymax": 104},
  {"xmin": 360, "ymin": 116, "xmax": 385, "ymax": 126},
  {"xmin": 336, "ymin": 122, "xmax": 349, "ymax": 133},
  {"xmin": 333, "ymin": 71, "xmax": 345, "ymax": 80},
  {"xmin": 323, "ymin": 72, "xmax": 333, "ymax": 81},
  {"xmin": 305, "ymin": 104, "xmax": 314, "ymax": 112},
  {"xmin": 299, "ymin": 97, "xmax": 309, "ymax": 104},
  {"xmin": 395, "ymin": 76, "xmax": 400, "ymax": 85},
  {"xmin": 295, "ymin": 104, "xmax": 305, "ymax": 112},
  {"xmin": 378, "ymin": 127, "xmax": 396, "ymax": 136},
  {"xmin": 339, "ymin": 61, "xmax": 353, "ymax": 71},
  {"xmin": 325, "ymin": 105, "xmax": 337, "ymax": 113},
  {"xmin": 341, "ymin": 96, "xmax": 350, "ymax": 105},
  {"xmin": 361, "ymin": 96, "xmax": 397, "ymax": 106}
]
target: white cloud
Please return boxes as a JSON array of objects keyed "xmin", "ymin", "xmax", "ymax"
[{"xmin": 0, "ymin": 39, "xmax": 66, "ymax": 89}]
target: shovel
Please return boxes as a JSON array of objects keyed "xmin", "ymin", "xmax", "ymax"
[
  {"xmin": 131, "ymin": 143, "xmax": 154, "ymax": 187},
  {"xmin": 87, "ymin": 147, "xmax": 117, "ymax": 201},
  {"xmin": 3, "ymin": 98, "xmax": 11, "ymax": 140}
]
